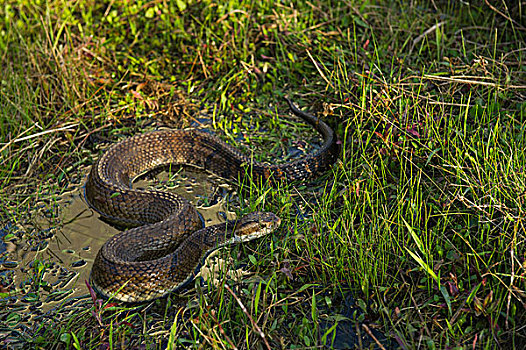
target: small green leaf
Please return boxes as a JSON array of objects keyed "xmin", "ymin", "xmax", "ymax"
[
  {"xmin": 467, "ymin": 283, "xmax": 482, "ymax": 304},
  {"xmin": 145, "ymin": 7, "xmax": 155, "ymax": 19},
  {"xmin": 311, "ymin": 290, "xmax": 318, "ymax": 323},
  {"xmin": 321, "ymin": 321, "xmax": 338, "ymax": 345},
  {"xmin": 356, "ymin": 298, "xmax": 367, "ymax": 311},
  {"xmin": 248, "ymin": 254, "xmax": 257, "ymax": 265},
  {"xmin": 60, "ymin": 333, "xmax": 71, "ymax": 344},
  {"xmin": 175, "ymin": 0, "xmax": 187, "ymax": 11},
  {"xmin": 296, "ymin": 283, "xmax": 318, "ymax": 294},
  {"xmin": 402, "ymin": 218, "xmax": 424, "ymax": 255},
  {"xmin": 404, "ymin": 247, "xmax": 438, "ymax": 283},
  {"xmin": 3, "ymin": 233, "xmax": 15, "ymax": 241},
  {"xmin": 303, "ymin": 334, "xmax": 311, "ymax": 346},
  {"xmin": 440, "ymin": 285, "xmax": 452, "ymax": 316},
  {"xmin": 7, "ymin": 312, "xmax": 21, "ymax": 326},
  {"xmin": 110, "ymin": 192, "xmax": 121, "ymax": 198},
  {"xmin": 254, "ymin": 188, "xmax": 271, "ymax": 207},
  {"xmin": 23, "ymin": 292, "xmax": 39, "ymax": 303},
  {"xmin": 71, "ymin": 332, "xmax": 81, "ymax": 350},
  {"xmin": 33, "ymin": 336, "xmax": 45, "ymax": 344}
]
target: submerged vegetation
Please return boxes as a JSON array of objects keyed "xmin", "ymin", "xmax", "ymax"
[{"xmin": 1, "ymin": 0, "xmax": 525, "ymax": 348}]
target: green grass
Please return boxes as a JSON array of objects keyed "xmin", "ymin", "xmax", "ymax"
[{"xmin": 1, "ymin": 0, "xmax": 525, "ymax": 349}]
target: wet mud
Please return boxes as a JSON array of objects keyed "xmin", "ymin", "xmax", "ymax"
[{"xmin": 1, "ymin": 167, "xmax": 239, "ymax": 312}]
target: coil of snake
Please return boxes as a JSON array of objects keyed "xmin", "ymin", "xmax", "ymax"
[{"xmin": 84, "ymin": 98, "xmax": 338, "ymax": 302}]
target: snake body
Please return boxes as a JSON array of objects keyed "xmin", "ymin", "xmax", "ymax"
[{"xmin": 85, "ymin": 98, "xmax": 338, "ymax": 302}]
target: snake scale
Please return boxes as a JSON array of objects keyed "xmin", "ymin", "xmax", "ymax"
[{"xmin": 84, "ymin": 98, "xmax": 338, "ymax": 302}]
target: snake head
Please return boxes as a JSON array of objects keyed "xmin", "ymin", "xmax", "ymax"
[{"xmin": 232, "ymin": 211, "xmax": 281, "ymax": 243}]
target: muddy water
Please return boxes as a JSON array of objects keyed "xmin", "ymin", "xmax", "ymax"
[{"xmin": 6, "ymin": 167, "xmax": 239, "ymax": 310}]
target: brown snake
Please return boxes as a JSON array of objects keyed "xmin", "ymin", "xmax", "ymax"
[{"xmin": 84, "ymin": 98, "xmax": 338, "ymax": 302}]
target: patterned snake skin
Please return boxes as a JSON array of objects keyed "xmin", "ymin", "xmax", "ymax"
[{"xmin": 84, "ymin": 98, "xmax": 338, "ymax": 302}]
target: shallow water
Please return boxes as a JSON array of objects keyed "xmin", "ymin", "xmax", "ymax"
[{"xmin": 2, "ymin": 167, "xmax": 238, "ymax": 311}]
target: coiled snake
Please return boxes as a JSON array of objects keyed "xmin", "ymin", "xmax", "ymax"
[{"xmin": 85, "ymin": 98, "xmax": 338, "ymax": 302}]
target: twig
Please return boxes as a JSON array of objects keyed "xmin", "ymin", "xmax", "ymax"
[
  {"xmin": 362, "ymin": 324, "xmax": 386, "ymax": 350},
  {"xmin": 410, "ymin": 21, "xmax": 447, "ymax": 54},
  {"xmin": 506, "ymin": 232, "xmax": 515, "ymax": 330},
  {"xmin": 355, "ymin": 321, "xmax": 363, "ymax": 349},
  {"xmin": 53, "ymin": 123, "xmax": 111, "ymax": 174},
  {"xmin": 190, "ymin": 319, "xmax": 219, "ymax": 349},
  {"xmin": 224, "ymin": 284, "xmax": 271, "ymax": 350},
  {"xmin": 25, "ymin": 136, "xmax": 60, "ymax": 176},
  {"xmin": 484, "ymin": 0, "xmax": 525, "ymax": 30},
  {"xmin": 0, "ymin": 124, "xmax": 78, "ymax": 154},
  {"xmin": 209, "ymin": 310, "xmax": 238, "ymax": 350},
  {"xmin": 423, "ymin": 74, "xmax": 526, "ymax": 90},
  {"xmin": 306, "ymin": 49, "xmax": 335, "ymax": 90}
]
